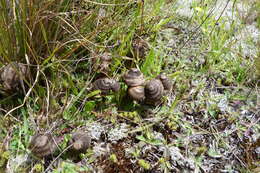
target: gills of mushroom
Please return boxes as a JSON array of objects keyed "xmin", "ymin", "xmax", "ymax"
[
  {"xmin": 144, "ymin": 79, "xmax": 164, "ymax": 106},
  {"xmin": 29, "ymin": 134, "xmax": 57, "ymax": 158},
  {"xmin": 92, "ymin": 78, "xmax": 120, "ymax": 94}
]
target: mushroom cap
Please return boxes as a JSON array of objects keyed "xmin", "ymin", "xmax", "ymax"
[
  {"xmin": 144, "ymin": 79, "xmax": 164, "ymax": 105},
  {"xmin": 29, "ymin": 134, "xmax": 57, "ymax": 158},
  {"xmin": 123, "ymin": 68, "xmax": 145, "ymax": 87},
  {"xmin": 156, "ymin": 73, "xmax": 172, "ymax": 90},
  {"xmin": 90, "ymin": 52, "xmax": 112, "ymax": 73},
  {"xmin": 110, "ymin": 80, "xmax": 120, "ymax": 92},
  {"xmin": 100, "ymin": 52, "xmax": 112, "ymax": 62},
  {"xmin": 132, "ymin": 39, "xmax": 148, "ymax": 59},
  {"xmin": 70, "ymin": 131, "xmax": 91, "ymax": 153},
  {"xmin": 0, "ymin": 62, "xmax": 28, "ymax": 91},
  {"xmin": 73, "ymin": 140, "xmax": 84, "ymax": 151},
  {"xmin": 128, "ymin": 86, "xmax": 145, "ymax": 101},
  {"xmin": 100, "ymin": 52, "xmax": 112, "ymax": 72},
  {"xmin": 92, "ymin": 78, "xmax": 120, "ymax": 94},
  {"xmin": 91, "ymin": 52, "xmax": 111, "ymax": 64}
]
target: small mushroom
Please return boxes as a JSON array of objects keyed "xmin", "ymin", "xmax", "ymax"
[
  {"xmin": 99, "ymin": 52, "xmax": 112, "ymax": 73},
  {"xmin": 156, "ymin": 73, "xmax": 172, "ymax": 90},
  {"xmin": 92, "ymin": 77, "xmax": 120, "ymax": 94},
  {"xmin": 69, "ymin": 131, "xmax": 91, "ymax": 153},
  {"xmin": 123, "ymin": 68, "xmax": 145, "ymax": 87},
  {"xmin": 128, "ymin": 86, "xmax": 145, "ymax": 101},
  {"xmin": 144, "ymin": 79, "xmax": 164, "ymax": 105},
  {"xmin": 100, "ymin": 52, "xmax": 112, "ymax": 62},
  {"xmin": 29, "ymin": 134, "xmax": 57, "ymax": 158},
  {"xmin": 132, "ymin": 38, "xmax": 149, "ymax": 59},
  {"xmin": 0, "ymin": 62, "xmax": 29, "ymax": 92},
  {"xmin": 91, "ymin": 52, "xmax": 112, "ymax": 74}
]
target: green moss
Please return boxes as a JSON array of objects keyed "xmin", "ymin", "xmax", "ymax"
[
  {"xmin": 32, "ymin": 163, "xmax": 44, "ymax": 173},
  {"xmin": 0, "ymin": 151, "xmax": 10, "ymax": 168}
]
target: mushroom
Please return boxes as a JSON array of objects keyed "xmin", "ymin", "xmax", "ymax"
[
  {"xmin": 69, "ymin": 131, "xmax": 91, "ymax": 153},
  {"xmin": 128, "ymin": 86, "xmax": 145, "ymax": 101},
  {"xmin": 123, "ymin": 68, "xmax": 145, "ymax": 87},
  {"xmin": 99, "ymin": 52, "xmax": 112, "ymax": 73},
  {"xmin": 91, "ymin": 52, "xmax": 112, "ymax": 74},
  {"xmin": 92, "ymin": 77, "xmax": 120, "ymax": 94},
  {"xmin": 156, "ymin": 73, "xmax": 172, "ymax": 90},
  {"xmin": 123, "ymin": 68, "xmax": 146, "ymax": 101},
  {"xmin": 29, "ymin": 134, "xmax": 57, "ymax": 158},
  {"xmin": 132, "ymin": 38, "xmax": 149, "ymax": 59},
  {"xmin": 100, "ymin": 52, "xmax": 112, "ymax": 62},
  {"xmin": 144, "ymin": 79, "xmax": 164, "ymax": 106},
  {"xmin": 0, "ymin": 62, "xmax": 29, "ymax": 92}
]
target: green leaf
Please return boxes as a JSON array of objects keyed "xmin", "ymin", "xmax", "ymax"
[
  {"xmin": 109, "ymin": 154, "xmax": 118, "ymax": 163},
  {"xmin": 208, "ymin": 148, "xmax": 222, "ymax": 158},
  {"xmin": 141, "ymin": 48, "xmax": 156, "ymax": 75},
  {"xmin": 84, "ymin": 101, "xmax": 96, "ymax": 112},
  {"xmin": 138, "ymin": 159, "xmax": 150, "ymax": 170},
  {"xmin": 152, "ymin": 16, "xmax": 174, "ymax": 32},
  {"xmin": 86, "ymin": 90, "xmax": 101, "ymax": 98},
  {"xmin": 136, "ymin": 135, "xmax": 163, "ymax": 146}
]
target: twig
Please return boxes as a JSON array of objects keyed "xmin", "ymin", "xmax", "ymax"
[
  {"xmin": 209, "ymin": 0, "xmax": 232, "ymax": 36},
  {"xmin": 178, "ymin": 1, "xmax": 217, "ymax": 50},
  {"xmin": 44, "ymin": 143, "xmax": 73, "ymax": 173},
  {"xmin": 4, "ymin": 65, "xmax": 40, "ymax": 118},
  {"xmin": 83, "ymin": 0, "xmax": 132, "ymax": 6},
  {"xmin": 40, "ymin": 70, "xmax": 50, "ymax": 126}
]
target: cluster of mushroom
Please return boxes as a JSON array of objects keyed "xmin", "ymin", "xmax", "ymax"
[
  {"xmin": 29, "ymin": 131, "xmax": 91, "ymax": 158},
  {"xmin": 123, "ymin": 68, "xmax": 172, "ymax": 106},
  {"xmin": 91, "ymin": 67, "xmax": 172, "ymax": 106}
]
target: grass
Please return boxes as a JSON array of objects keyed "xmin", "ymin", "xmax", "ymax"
[{"xmin": 0, "ymin": 0, "xmax": 259, "ymax": 172}]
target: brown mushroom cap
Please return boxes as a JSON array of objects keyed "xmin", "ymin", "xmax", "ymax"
[
  {"xmin": 70, "ymin": 131, "xmax": 91, "ymax": 153},
  {"xmin": 90, "ymin": 52, "xmax": 112, "ymax": 74},
  {"xmin": 0, "ymin": 62, "xmax": 29, "ymax": 91},
  {"xmin": 110, "ymin": 80, "xmax": 120, "ymax": 92},
  {"xmin": 156, "ymin": 73, "xmax": 172, "ymax": 90},
  {"xmin": 100, "ymin": 52, "xmax": 112, "ymax": 62},
  {"xmin": 99, "ymin": 52, "xmax": 112, "ymax": 72},
  {"xmin": 123, "ymin": 68, "xmax": 145, "ymax": 87},
  {"xmin": 132, "ymin": 38, "xmax": 149, "ymax": 59},
  {"xmin": 29, "ymin": 134, "xmax": 57, "ymax": 158},
  {"xmin": 128, "ymin": 86, "xmax": 145, "ymax": 101},
  {"xmin": 92, "ymin": 78, "xmax": 120, "ymax": 94},
  {"xmin": 144, "ymin": 79, "xmax": 164, "ymax": 105}
]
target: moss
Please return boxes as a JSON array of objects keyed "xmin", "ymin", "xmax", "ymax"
[{"xmin": 0, "ymin": 150, "xmax": 10, "ymax": 168}]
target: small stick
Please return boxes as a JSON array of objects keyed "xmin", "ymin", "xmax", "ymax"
[{"xmin": 4, "ymin": 65, "xmax": 40, "ymax": 118}]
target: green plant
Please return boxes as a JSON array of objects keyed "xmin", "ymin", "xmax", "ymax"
[{"xmin": 0, "ymin": 0, "xmax": 259, "ymax": 172}]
